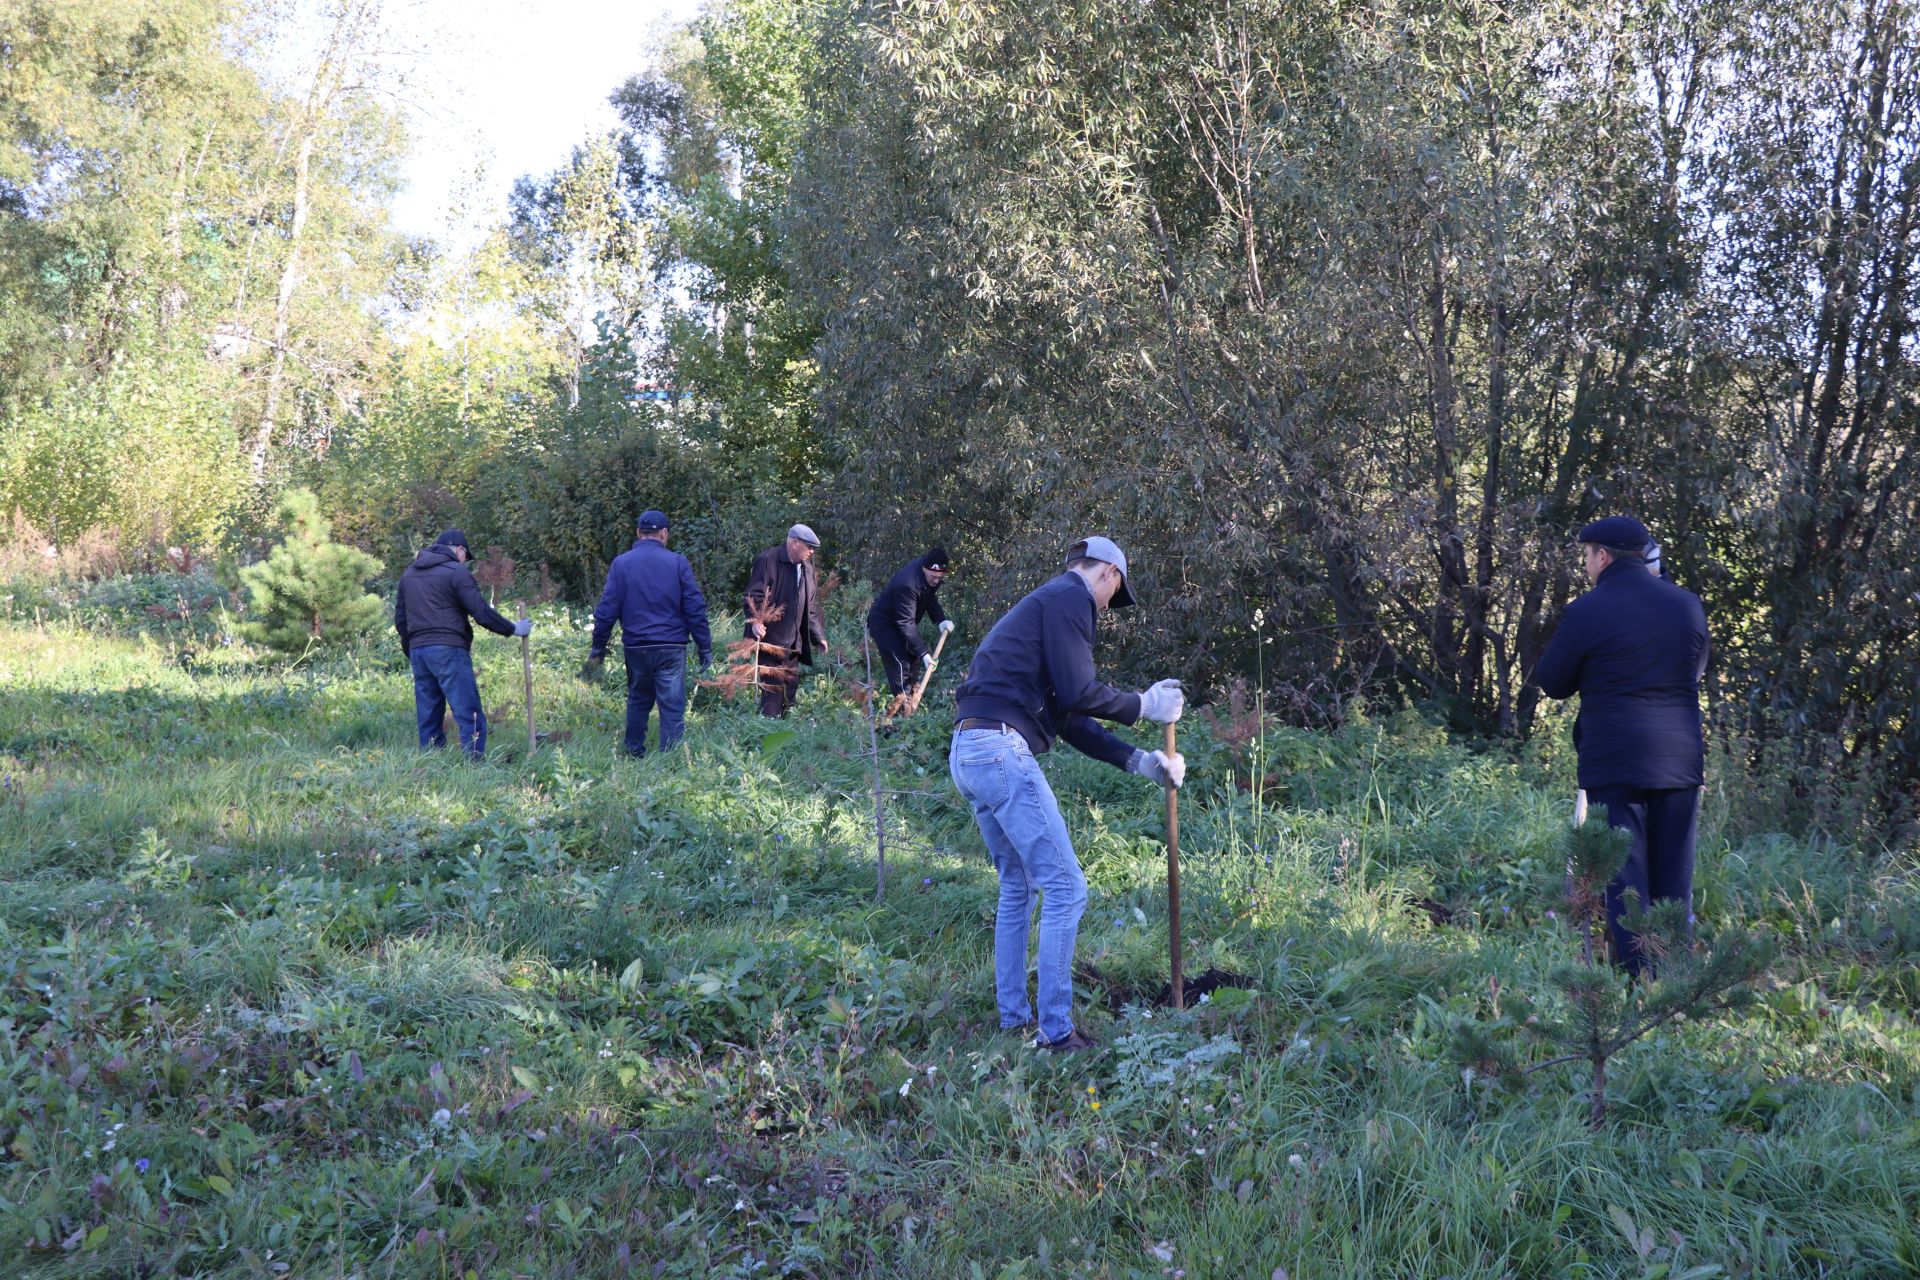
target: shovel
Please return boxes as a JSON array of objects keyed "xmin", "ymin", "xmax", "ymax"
[{"xmin": 903, "ymin": 627, "xmax": 951, "ymax": 716}]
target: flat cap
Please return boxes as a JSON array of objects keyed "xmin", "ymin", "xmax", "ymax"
[
  {"xmin": 787, "ymin": 523, "xmax": 820, "ymax": 547},
  {"xmin": 1577, "ymin": 515, "xmax": 1650, "ymax": 552}
]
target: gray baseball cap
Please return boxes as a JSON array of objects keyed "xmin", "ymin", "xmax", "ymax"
[
  {"xmin": 1067, "ymin": 535, "xmax": 1136, "ymax": 608},
  {"xmin": 787, "ymin": 523, "xmax": 820, "ymax": 547}
]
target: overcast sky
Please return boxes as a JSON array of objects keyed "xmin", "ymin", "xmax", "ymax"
[{"xmin": 372, "ymin": 0, "xmax": 705, "ymax": 239}]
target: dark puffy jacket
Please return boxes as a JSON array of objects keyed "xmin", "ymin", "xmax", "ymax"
[
  {"xmin": 590, "ymin": 540, "xmax": 713, "ymax": 662},
  {"xmin": 394, "ymin": 545, "xmax": 515, "ymax": 654},
  {"xmin": 866, "ymin": 553, "xmax": 948, "ymax": 661},
  {"xmin": 1535, "ymin": 560, "xmax": 1710, "ymax": 789},
  {"xmin": 952, "ymin": 572, "xmax": 1141, "ymax": 769}
]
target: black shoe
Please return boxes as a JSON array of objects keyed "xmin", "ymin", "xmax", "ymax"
[{"xmin": 1035, "ymin": 1027, "xmax": 1099, "ymax": 1054}]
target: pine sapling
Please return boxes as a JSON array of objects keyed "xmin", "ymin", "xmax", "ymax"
[
  {"xmin": 1453, "ymin": 819, "xmax": 1771, "ymax": 1128},
  {"xmin": 701, "ymin": 596, "xmax": 796, "ymax": 699},
  {"xmin": 238, "ymin": 488, "xmax": 382, "ymax": 653}
]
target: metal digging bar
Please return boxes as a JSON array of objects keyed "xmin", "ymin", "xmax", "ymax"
[{"xmin": 1165, "ymin": 719, "xmax": 1184, "ymax": 1011}]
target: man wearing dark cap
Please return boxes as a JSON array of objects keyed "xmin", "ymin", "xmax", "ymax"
[
  {"xmin": 949, "ymin": 536, "xmax": 1188, "ymax": 1053},
  {"xmin": 866, "ymin": 547, "xmax": 956, "ymax": 695},
  {"xmin": 745, "ymin": 523, "xmax": 830, "ymax": 718},
  {"xmin": 1536, "ymin": 515, "xmax": 1711, "ymax": 976},
  {"xmin": 394, "ymin": 529, "xmax": 530, "ymax": 758},
  {"xmin": 585, "ymin": 510, "xmax": 714, "ymax": 757}
]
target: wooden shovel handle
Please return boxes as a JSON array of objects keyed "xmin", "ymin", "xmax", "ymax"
[{"xmin": 904, "ymin": 627, "xmax": 950, "ymax": 715}]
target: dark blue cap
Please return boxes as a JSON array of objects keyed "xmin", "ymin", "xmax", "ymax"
[
  {"xmin": 1578, "ymin": 516, "xmax": 1650, "ymax": 552},
  {"xmin": 434, "ymin": 529, "xmax": 470, "ymax": 551},
  {"xmin": 637, "ymin": 509, "xmax": 669, "ymax": 531}
]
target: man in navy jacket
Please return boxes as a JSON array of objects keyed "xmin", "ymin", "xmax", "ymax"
[
  {"xmin": 949, "ymin": 536, "xmax": 1186, "ymax": 1053},
  {"xmin": 1535, "ymin": 515, "xmax": 1711, "ymax": 975},
  {"xmin": 586, "ymin": 510, "xmax": 713, "ymax": 757},
  {"xmin": 866, "ymin": 546, "xmax": 955, "ymax": 694},
  {"xmin": 395, "ymin": 529, "xmax": 530, "ymax": 758}
]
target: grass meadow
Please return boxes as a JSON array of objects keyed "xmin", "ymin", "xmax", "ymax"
[{"xmin": 2, "ymin": 575, "xmax": 1917, "ymax": 1278}]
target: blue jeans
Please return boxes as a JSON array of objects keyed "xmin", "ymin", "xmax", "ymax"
[
  {"xmin": 624, "ymin": 646, "xmax": 688, "ymax": 757},
  {"xmin": 949, "ymin": 727, "xmax": 1088, "ymax": 1042},
  {"xmin": 411, "ymin": 645, "xmax": 486, "ymax": 757}
]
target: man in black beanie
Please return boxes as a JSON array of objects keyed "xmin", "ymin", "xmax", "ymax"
[
  {"xmin": 866, "ymin": 546, "xmax": 955, "ymax": 695},
  {"xmin": 1535, "ymin": 515, "xmax": 1710, "ymax": 975},
  {"xmin": 394, "ymin": 529, "xmax": 529, "ymax": 758}
]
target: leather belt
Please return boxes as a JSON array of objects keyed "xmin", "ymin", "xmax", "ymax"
[{"xmin": 957, "ymin": 718, "xmax": 1016, "ymax": 733}]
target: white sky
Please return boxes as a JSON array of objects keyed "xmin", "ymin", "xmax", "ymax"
[{"xmin": 376, "ymin": 0, "xmax": 706, "ymax": 240}]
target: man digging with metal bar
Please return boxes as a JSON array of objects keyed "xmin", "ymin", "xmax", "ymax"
[
  {"xmin": 948, "ymin": 537, "xmax": 1186, "ymax": 1053},
  {"xmin": 394, "ymin": 529, "xmax": 530, "ymax": 759}
]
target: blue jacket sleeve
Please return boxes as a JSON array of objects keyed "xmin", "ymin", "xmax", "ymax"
[
  {"xmin": 1534, "ymin": 605, "xmax": 1585, "ymax": 700},
  {"xmin": 1060, "ymin": 713, "xmax": 1137, "ymax": 770},
  {"xmin": 590, "ymin": 564, "xmax": 623, "ymax": 656},
  {"xmin": 682, "ymin": 560, "xmax": 712, "ymax": 664},
  {"xmin": 1042, "ymin": 594, "xmax": 1143, "ymax": 725},
  {"xmin": 393, "ymin": 581, "xmax": 409, "ymax": 654}
]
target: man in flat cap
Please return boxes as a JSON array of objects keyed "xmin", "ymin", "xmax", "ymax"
[
  {"xmin": 394, "ymin": 529, "xmax": 530, "ymax": 758},
  {"xmin": 1536, "ymin": 515, "xmax": 1711, "ymax": 976},
  {"xmin": 584, "ymin": 510, "xmax": 713, "ymax": 757},
  {"xmin": 948, "ymin": 536, "xmax": 1187, "ymax": 1053},
  {"xmin": 866, "ymin": 546, "xmax": 955, "ymax": 697},
  {"xmin": 745, "ymin": 523, "xmax": 831, "ymax": 717}
]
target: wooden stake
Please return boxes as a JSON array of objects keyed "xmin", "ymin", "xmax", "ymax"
[
  {"xmin": 522, "ymin": 630, "xmax": 535, "ymax": 758},
  {"xmin": 1165, "ymin": 721, "xmax": 1184, "ymax": 1010}
]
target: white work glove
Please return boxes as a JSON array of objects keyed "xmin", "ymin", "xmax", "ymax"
[
  {"xmin": 1136, "ymin": 678, "xmax": 1184, "ymax": 723},
  {"xmin": 512, "ymin": 618, "xmax": 533, "ymax": 637},
  {"xmin": 938, "ymin": 619, "xmax": 955, "ymax": 635},
  {"xmin": 1129, "ymin": 748, "xmax": 1186, "ymax": 789},
  {"xmin": 921, "ymin": 652, "xmax": 937, "ymax": 671}
]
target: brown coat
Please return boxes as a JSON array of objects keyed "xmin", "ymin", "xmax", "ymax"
[{"xmin": 745, "ymin": 543, "xmax": 828, "ymax": 666}]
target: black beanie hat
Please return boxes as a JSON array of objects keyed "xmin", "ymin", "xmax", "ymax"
[{"xmin": 924, "ymin": 546, "xmax": 951, "ymax": 571}]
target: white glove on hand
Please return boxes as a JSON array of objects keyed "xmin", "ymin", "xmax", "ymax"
[
  {"xmin": 922, "ymin": 652, "xmax": 937, "ymax": 671},
  {"xmin": 938, "ymin": 619, "xmax": 956, "ymax": 635},
  {"xmin": 1129, "ymin": 748, "xmax": 1186, "ymax": 789},
  {"xmin": 1136, "ymin": 678, "xmax": 1184, "ymax": 723},
  {"xmin": 512, "ymin": 618, "xmax": 533, "ymax": 637}
]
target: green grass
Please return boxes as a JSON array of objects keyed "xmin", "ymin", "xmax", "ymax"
[{"xmin": 1, "ymin": 587, "xmax": 1918, "ymax": 1277}]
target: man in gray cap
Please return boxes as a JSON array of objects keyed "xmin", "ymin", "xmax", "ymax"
[
  {"xmin": 1536, "ymin": 515, "xmax": 1711, "ymax": 976},
  {"xmin": 949, "ymin": 536, "xmax": 1187, "ymax": 1052},
  {"xmin": 744, "ymin": 523, "xmax": 830, "ymax": 717}
]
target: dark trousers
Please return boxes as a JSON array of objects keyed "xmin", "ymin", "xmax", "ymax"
[
  {"xmin": 623, "ymin": 646, "xmax": 688, "ymax": 756},
  {"xmin": 410, "ymin": 645, "xmax": 486, "ymax": 757},
  {"xmin": 758, "ymin": 659, "xmax": 801, "ymax": 718},
  {"xmin": 1590, "ymin": 786, "xmax": 1700, "ymax": 975},
  {"xmin": 871, "ymin": 639, "xmax": 914, "ymax": 695}
]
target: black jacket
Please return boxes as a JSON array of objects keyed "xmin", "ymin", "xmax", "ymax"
[
  {"xmin": 394, "ymin": 545, "xmax": 516, "ymax": 655},
  {"xmin": 953, "ymin": 572, "xmax": 1141, "ymax": 769},
  {"xmin": 745, "ymin": 543, "xmax": 829, "ymax": 665},
  {"xmin": 1535, "ymin": 560, "xmax": 1710, "ymax": 789},
  {"xmin": 866, "ymin": 553, "xmax": 948, "ymax": 661}
]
